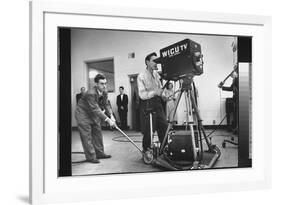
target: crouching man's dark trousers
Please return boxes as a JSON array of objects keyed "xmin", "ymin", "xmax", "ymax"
[{"xmin": 75, "ymin": 107, "xmax": 104, "ymax": 160}]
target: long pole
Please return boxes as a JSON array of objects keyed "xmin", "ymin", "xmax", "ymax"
[{"xmin": 114, "ymin": 125, "xmax": 143, "ymax": 153}]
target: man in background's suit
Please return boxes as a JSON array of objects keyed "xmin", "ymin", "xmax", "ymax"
[
  {"xmin": 116, "ymin": 86, "xmax": 128, "ymax": 130},
  {"xmin": 76, "ymin": 87, "xmax": 86, "ymax": 103}
]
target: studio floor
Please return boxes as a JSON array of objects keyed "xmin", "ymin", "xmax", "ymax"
[{"xmin": 71, "ymin": 129, "xmax": 238, "ymax": 176}]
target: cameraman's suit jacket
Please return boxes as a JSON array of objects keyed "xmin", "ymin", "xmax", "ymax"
[{"xmin": 75, "ymin": 86, "xmax": 112, "ymax": 125}]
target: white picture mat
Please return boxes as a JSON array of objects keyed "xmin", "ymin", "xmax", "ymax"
[{"xmin": 30, "ymin": 1, "xmax": 271, "ymax": 204}]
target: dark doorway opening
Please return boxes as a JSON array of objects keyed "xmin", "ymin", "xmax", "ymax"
[
  {"xmin": 129, "ymin": 74, "xmax": 141, "ymax": 131},
  {"xmin": 86, "ymin": 58, "xmax": 115, "ymax": 92}
]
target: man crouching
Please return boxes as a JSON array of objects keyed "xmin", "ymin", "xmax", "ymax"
[{"xmin": 75, "ymin": 74, "xmax": 116, "ymax": 163}]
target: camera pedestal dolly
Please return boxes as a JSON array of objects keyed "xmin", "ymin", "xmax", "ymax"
[{"xmin": 114, "ymin": 76, "xmax": 221, "ymax": 170}]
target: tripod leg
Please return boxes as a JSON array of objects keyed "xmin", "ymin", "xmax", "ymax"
[
  {"xmin": 159, "ymin": 90, "xmax": 183, "ymax": 154},
  {"xmin": 149, "ymin": 113, "xmax": 153, "ymax": 148},
  {"xmin": 185, "ymin": 90, "xmax": 199, "ymax": 161},
  {"xmin": 189, "ymin": 91, "xmax": 212, "ymax": 150},
  {"xmin": 197, "ymin": 125, "xmax": 204, "ymax": 160},
  {"xmin": 190, "ymin": 86, "xmax": 203, "ymax": 160},
  {"xmin": 190, "ymin": 85, "xmax": 203, "ymax": 155}
]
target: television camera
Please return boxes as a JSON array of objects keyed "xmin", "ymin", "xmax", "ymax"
[{"xmin": 155, "ymin": 38, "xmax": 204, "ymax": 81}]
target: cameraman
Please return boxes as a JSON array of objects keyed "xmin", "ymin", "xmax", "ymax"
[
  {"xmin": 218, "ymin": 71, "xmax": 238, "ymax": 134},
  {"xmin": 137, "ymin": 52, "xmax": 168, "ymax": 153}
]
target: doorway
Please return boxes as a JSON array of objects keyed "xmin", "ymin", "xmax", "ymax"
[
  {"xmin": 86, "ymin": 58, "xmax": 115, "ymax": 92},
  {"xmin": 129, "ymin": 74, "xmax": 141, "ymax": 131}
]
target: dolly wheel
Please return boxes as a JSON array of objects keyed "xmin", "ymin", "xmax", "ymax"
[{"xmin": 143, "ymin": 149, "xmax": 154, "ymax": 164}]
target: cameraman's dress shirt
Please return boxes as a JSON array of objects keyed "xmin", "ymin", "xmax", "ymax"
[{"xmin": 137, "ymin": 69, "xmax": 162, "ymax": 100}]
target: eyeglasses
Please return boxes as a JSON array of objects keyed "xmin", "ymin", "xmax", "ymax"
[{"xmin": 98, "ymin": 82, "xmax": 107, "ymax": 86}]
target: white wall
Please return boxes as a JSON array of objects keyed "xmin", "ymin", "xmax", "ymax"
[{"xmin": 71, "ymin": 28, "xmax": 235, "ymax": 127}]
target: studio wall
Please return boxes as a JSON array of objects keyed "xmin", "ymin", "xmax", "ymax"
[{"xmin": 71, "ymin": 28, "xmax": 235, "ymax": 127}]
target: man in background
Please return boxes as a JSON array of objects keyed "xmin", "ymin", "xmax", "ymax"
[
  {"xmin": 116, "ymin": 86, "xmax": 128, "ymax": 130},
  {"xmin": 76, "ymin": 87, "xmax": 86, "ymax": 103},
  {"xmin": 75, "ymin": 74, "xmax": 116, "ymax": 163}
]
